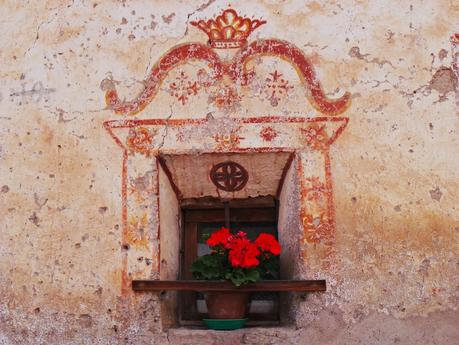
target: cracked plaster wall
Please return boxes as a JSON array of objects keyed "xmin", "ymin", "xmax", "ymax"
[{"xmin": 0, "ymin": 1, "xmax": 458, "ymax": 344}]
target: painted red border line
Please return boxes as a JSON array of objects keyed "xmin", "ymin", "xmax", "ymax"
[
  {"xmin": 155, "ymin": 158, "xmax": 161, "ymax": 277},
  {"xmin": 120, "ymin": 149, "xmax": 129, "ymax": 296},
  {"xmin": 104, "ymin": 118, "xmax": 206, "ymax": 128},
  {"xmin": 103, "ymin": 121, "xmax": 127, "ymax": 149},
  {"xmin": 103, "ymin": 116, "xmax": 350, "ymax": 129},
  {"xmin": 158, "ymin": 147, "xmax": 296, "ymax": 154},
  {"xmin": 327, "ymin": 117, "xmax": 349, "ymax": 145},
  {"xmin": 323, "ymin": 149, "xmax": 335, "ymax": 234},
  {"xmin": 239, "ymin": 116, "xmax": 348, "ymax": 124}
]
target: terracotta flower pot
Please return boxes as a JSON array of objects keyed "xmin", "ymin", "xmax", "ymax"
[{"xmin": 205, "ymin": 291, "xmax": 250, "ymax": 319}]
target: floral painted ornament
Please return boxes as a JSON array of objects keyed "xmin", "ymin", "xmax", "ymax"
[
  {"xmin": 126, "ymin": 127, "xmax": 155, "ymax": 156},
  {"xmin": 260, "ymin": 126, "xmax": 278, "ymax": 142},
  {"xmin": 301, "ymin": 123, "xmax": 329, "ymax": 151}
]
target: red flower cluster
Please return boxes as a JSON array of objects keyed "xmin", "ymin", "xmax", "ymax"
[
  {"xmin": 255, "ymin": 233, "xmax": 281, "ymax": 255},
  {"xmin": 206, "ymin": 227, "xmax": 281, "ymax": 269},
  {"xmin": 228, "ymin": 237, "xmax": 260, "ymax": 268},
  {"xmin": 227, "ymin": 235, "xmax": 260, "ymax": 268},
  {"xmin": 207, "ymin": 227, "xmax": 232, "ymax": 248}
]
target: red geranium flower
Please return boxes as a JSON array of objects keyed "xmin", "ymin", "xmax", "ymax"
[
  {"xmin": 206, "ymin": 226, "xmax": 232, "ymax": 248},
  {"xmin": 255, "ymin": 233, "xmax": 281, "ymax": 256},
  {"xmin": 228, "ymin": 236, "xmax": 260, "ymax": 268}
]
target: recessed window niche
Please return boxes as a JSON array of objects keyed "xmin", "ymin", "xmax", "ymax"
[{"xmin": 157, "ymin": 152, "xmax": 301, "ymax": 327}]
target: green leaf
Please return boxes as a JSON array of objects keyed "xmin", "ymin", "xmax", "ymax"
[
  {"xmin": 244, "ymin": 269, "xmax": 260, "ymax": 283},
  {"xmin": 225, "ymin": 268, "xmax": 260, "ymax": 287},
  {"xmin": 191, "ymin": 254, "xmax": 229, "ymax": 280}
]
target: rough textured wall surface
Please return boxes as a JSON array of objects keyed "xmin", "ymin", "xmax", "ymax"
[{"xmin": 0, "ymin": 1, "xmax": 458, "ymax": 344}]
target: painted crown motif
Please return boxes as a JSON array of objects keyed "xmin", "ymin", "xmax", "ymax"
[{"xmin": 191, "ymin": 8, "xmax": 266, "ymax": 49}]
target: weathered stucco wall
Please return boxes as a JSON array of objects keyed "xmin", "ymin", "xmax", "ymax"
[{"xmin": 0, "ymin": 1, "xmax": 458, "ymax": 344}]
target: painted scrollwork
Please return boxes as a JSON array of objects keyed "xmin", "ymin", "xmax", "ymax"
[{"xmin": 104, "ymin": 40, "xmax": 350, "ymax": 115}]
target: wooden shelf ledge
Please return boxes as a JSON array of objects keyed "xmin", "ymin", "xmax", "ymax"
[{"xmin": 132, "ymin": 280, "xmax": 326, "ymax": 292}]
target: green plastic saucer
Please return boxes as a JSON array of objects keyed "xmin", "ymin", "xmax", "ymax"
[{"xmin": 203, "ymin": 318, "xmax": 248, "ymax": 330}]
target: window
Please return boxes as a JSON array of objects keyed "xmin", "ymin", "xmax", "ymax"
[{"xmin": 179, "ymin": 196, "xmax": 280, "ymax": 326}]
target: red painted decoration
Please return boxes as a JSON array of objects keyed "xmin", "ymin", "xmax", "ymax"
[
  {"xmin": 301, "ymin": 123, "xmax": 329, "ymax": 151},
  {"xmin": 213, "ymin": 84, "xmax": 240, "ymax": 109},
  {"xmin": 190, "ymin": 8, "xmax": 266, "ymax": 49},
  {"xmin": 210, "ymin": 161, "xmax": 249, "ymax": 192},
  {"xmin": 103, "ymin": 8, "xmax": 355, "ymax": 293},
  {"xmin": 230, "ymin": 39, "xmax": 351, "ymax": 114},
  {"xmin": 168, "ymin": 71, "xmax": 200, "ymax": 105},
  {"xmin": 104, "ymin": 116, "xmax": 349, "ymax": 293},
  {"xmin": 105, "ymin": 43, "xmax": 224, "ymax": 115},
  {"xmin": 104, "ymin": 8, "xmax": 351, "ymax": 116},
  {"xmin": 263, "ymin": 70, "xmax": 293, "ymax": 106},
  {"xmin": 260, "ymin": 126, "xmax": 278, "ymax": 141},
  {"xmin": 126, "ymin": 127, "xmax": 154, "ymax": 156}
]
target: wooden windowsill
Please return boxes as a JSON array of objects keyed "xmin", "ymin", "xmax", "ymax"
[{"xmin": 132, "ymin": 280, "xmax": 326, "ymax": 292}]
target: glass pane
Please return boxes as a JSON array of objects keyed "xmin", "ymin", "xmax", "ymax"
[
  {"xmin": 229, "ymin": 222, "xmax": 277, "ymax": 241},
  {"xmin": 197, "ymin": 222, "xmax": 225, "ymax": 257}
]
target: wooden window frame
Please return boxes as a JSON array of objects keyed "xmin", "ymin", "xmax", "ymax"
[{"xmin": 179, "ymin": 197, "xmax": 280, "ymax": 325}]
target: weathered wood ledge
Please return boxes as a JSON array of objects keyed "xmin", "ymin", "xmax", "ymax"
[{"xmin": 132, "ymin": 280, "xmax": 326, "ymax": 292}]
